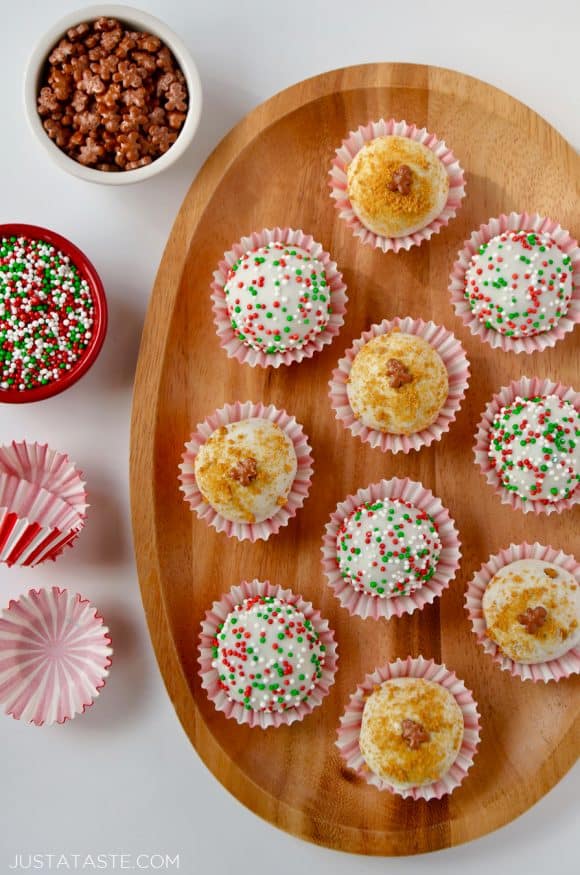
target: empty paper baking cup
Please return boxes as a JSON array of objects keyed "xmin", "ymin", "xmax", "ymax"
[
  {"xmin": 198, "ymin": 578, "xmax": 338, "ymax": 729},
  {"xmin": 0, "ymin": 586, "xmax": 112, "ymax": 725},
  {"xmin": 450, "ymin": 212, "xmax": 580, "ymax": 354},
  {"xmin": 329, "ymin": 316, "xmax": 470, "ymax": 454},
  {"xmin": 211, "ymin": 226, "xmax": 347, "ymax": 367},
  {"xmin": 465, "ymin": 542, "xmax": 580, "ymax": 682},
  {"xmin": 336, "ymin": 656, "xmax": 480, "ymax": 800},
  {"xmin": 329, "ymin": 118, "xmax": 466, "ymax": 253},
  {"xmin": 474, "ymin": 376, "xmax": 579, "ymax": 515},
  {"xmin": 0, "ymin": 441, "xmax": 87, "ymax": 567},
  {"xmin": 179, "ymin": 401, "xmax": 314, "ymax": 541},
  {"xmin": 321, "ymin": 477, "xmax": 461, "ymax": 620}
]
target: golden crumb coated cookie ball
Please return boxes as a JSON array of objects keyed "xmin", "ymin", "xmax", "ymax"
[
  {"xmin": 360, "ymin": 677, "xmax": 464, "ymax": 789},
  {"xmin": 482, "ymin": 559, "xmax": 580, "ymax": 664},
  {"xmin": 347, "ymin": 136, "xmax": 449, "ymax": 238},
  {"xmin": 346, "ymin": 329, "xmax": 449, "ymax": 435},
  {"xmin": 194, "ymin": 418, "xmax": 297, "ymax": 524}
]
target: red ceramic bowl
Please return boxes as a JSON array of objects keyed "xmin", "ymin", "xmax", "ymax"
[{"xmin": 0, "ymin": 223, "xmax": 107, "ymax": 403}]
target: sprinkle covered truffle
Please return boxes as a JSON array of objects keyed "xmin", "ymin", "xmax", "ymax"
[
  {"xmin": 488, "ymin": 395, "xmax": 580, "ymax": 503},
  {"xmin": 224, "ymin": 243, "xmax": 331, "ymax": 355},
  {"xmin": 211, "ymin": 595, "xmax": 326, "ymax": 713},
  {"xmin": 0, "ymin": 236, "xmax": 94, "ymax": 391},
  {"xmin": 336, "ymin": 498, "xmax": 442, "ymax": 598},
  {"xmin": 464, "ymin": 231, "xmax": 572, "ymax": 337}
]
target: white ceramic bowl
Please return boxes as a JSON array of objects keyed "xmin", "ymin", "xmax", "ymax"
[{"xmin": 23, "ymin": 4, "xmax": 202, "ymax": 185}]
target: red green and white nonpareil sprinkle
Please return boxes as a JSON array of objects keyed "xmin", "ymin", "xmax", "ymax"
[
  {"xmin": 464, "ymin": 230, "xmax": 572, "ymax": 338},
  {"xmin": 0, "ymin": 236, "xmax": 94, "ymax": 391},
  {"xmin": 212, "ymin": 595, "xmax": 326, "ymax": 713},
  {"xmin": 336, "ymin": 498, "xmax": 442, "ymax": 598},
  {"xmin": 488, "ymin": 395, "xmax": 580, "ymax": 503},
  {"xmin": 224, "ymin": 242, "xmax": 331, "ymax": 355}
]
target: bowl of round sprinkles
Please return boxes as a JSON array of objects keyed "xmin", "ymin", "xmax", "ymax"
[{"xmin": 0, "ymin": 224, "xmax": 107, "ymax": 402}]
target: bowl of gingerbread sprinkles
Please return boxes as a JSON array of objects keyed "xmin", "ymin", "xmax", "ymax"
[
  {"xmin": 24, "ymin": 7, "xmax": 202, "ymax": 184},
  {"xmin": 0, "ymin": 224, "xmax": 107, "ymax": 403}
]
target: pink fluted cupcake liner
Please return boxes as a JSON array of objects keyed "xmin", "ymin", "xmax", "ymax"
[
  {"xmin": 198, "ymin": 578, "xmax": 338, "ymax": 729},
  {"xmin": 178, "ymin": 401, "xmax": 314, "ymax": 541},
  {"xmin": 321, "ymin": 477, "xmax": 461, "ymax": 620},
  {"xmin": 211, "ymin": 227, "xmax": 347, "ymax": 368},
  {"xmin": 0, "ymin": 442, "xmax": 87, "ymax": 568},
  {"xmin": 0, "ymin": 587, "xmax": 112, "ymax": 725},
  {"xmin": 450, "ymin": 212, "xmax": 580, "ymax": 353},
  {"xmin": 465, "ymin": 542, "xmax": 580, "ymax": 682},
  {"xmin": 329, "ymin": 317, "xmax": 470, "ymax": 454},
  {"xmin": 329, "ymin": 118, "xmax": 466, "ymax": 253},
  {"xmin": 474, "ymin": 376, "xmax": 579, "ymax": 515},
  {"xmin": 336, "ymin": 656, "xmax": 480, "ymax": 800}
]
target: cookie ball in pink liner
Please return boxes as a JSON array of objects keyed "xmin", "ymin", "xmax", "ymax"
[
  {"xmin": 488, "ymin": 394, "xmax": 579, "ymax": 505},
  {"xmin": 211, "ymin": 594, "xmax": 326, "ymax": 714},
  {"xmin": 0, "ymin": 587, "xmax": 112, "ymax": 725},
  {"xmin": 347, "ymin": 136, "xmax": 449, "ymax": 238},
  {"xmin": 464, "ymin": 230, "xmax": 573, "ymax": 339},
  {"xmin": 346, "ymin": 330, "xmax": 449, "ymax": 435},
  {"xmin": 482, "ymin": 558, "xmax": 580, "ymax": 665},
  {"xmin": 329, "ymin": 118, "xmax": 466, "ymax": 254},
  {"xmin": 198, "ymin": 578, "xmax": 338, "ymax": 728},
  {"xmin": 179, "ymin": 401, "xmax": 314, "ymax": 542},
  {"xmin": 336, "ymin": 497, "xmax": 442, "ymax": 599},
  {"xmin": 336, "ymin": 656, "xmax": 480, "ymax": 800},
  {"xmin": 212, "ymin": 227, "xmax": 347, "ymax": 369},
  {"xmin": 465, "ymin": 541, "xmax": 580, "ymax": 681},
  {"xmin": 322, "ymin": 477, "xmax": 461, "ymax": 621},
  {"xmin": 329, "ymin": 316, "xmax": 470, "ymax": 455},
  {"xmin": 224, "ymin": 242, "xmax": 331, "ymax": 355},
  {"xmin": 193, "ymin": 418, "xmax": 297, "ymax": 525},
  {"xmin": 359, "ymin": 677, "xmax": 464, "ymax": 790},
  {"xmin": 450, "ymin": 213, "xmax": 580, "ymax": 355}
]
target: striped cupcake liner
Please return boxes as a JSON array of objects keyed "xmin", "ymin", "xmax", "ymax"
[
  {"xmin": 474, "ymin": 376, "xmax": 579, "ymax": 515},
  {"xmin": 329, "ymin": 317, "xmax": 470, "ymax": 454},
  {"xmin": 336, "ymin": 656, "xmax": 480, "ymax": 800},
  {"xmin": 211, "ymin": 227, "xmax": 348, "ymax": 368},
  {"xmin": 450, "ymin": 213, "xmax": 580, "ymax": 354},
  {"xmin": 198, "ymin": 578, "xmax": 338, "ymax": 729},
  {"xmin": 465, "ymin": 542, "xmax": 580, "ymax": 682},
  {"xmin": 178, "ymin": 401, "xmax": 314, "ymax": 541},
  {"xmin": 321, "ymin": 477, "xmax": 461, "ymax": 620},
  {"xmin": 0, "ymin": 587, "xmax": 112, "ymax": 725},
  {"xmin": 0, "ymin": 441, "xmax": 87, "ymax": 568},
  {"xmin": 329, "ymin": 118, "xmax": 466, "ymax": 253}
]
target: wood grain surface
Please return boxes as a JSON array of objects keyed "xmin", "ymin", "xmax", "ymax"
[{"xmin": 130, "ymin": 63, "xmax": 580, "ymax": 855}]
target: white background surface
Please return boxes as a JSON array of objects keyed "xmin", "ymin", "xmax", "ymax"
[{"xmin": 0, "ymin": 0, "xmax": 578, "ymax": 872}]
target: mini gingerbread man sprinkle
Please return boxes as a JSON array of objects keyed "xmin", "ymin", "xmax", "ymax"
[
  {"xmin": 388, "ymin": 164, "xmax": 413, "ymax": 195},
  {"xmin": 401, "ymin": 718, "xmax": 430, "ymax": 749},
  {"xmin": 230, "ymin": 457, "xmax": 258, "ymax": 486},
  {"xmin": 517, "ymin": 606, "xmax": 548, "ymax": 634},
  {"xmin": 386, "ymin": 358, "xmax": 412, "ymax": 388}
]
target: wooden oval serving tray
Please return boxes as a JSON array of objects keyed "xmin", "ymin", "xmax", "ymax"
[{"xmin": 130, "ymin": 63, "xmax": 580, "ymax": 855}]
